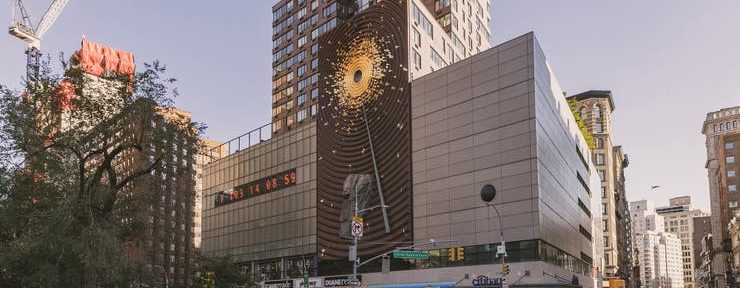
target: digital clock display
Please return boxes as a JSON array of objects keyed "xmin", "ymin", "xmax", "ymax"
[{"xmin": 215, "ymin": 169, "xmax": 297, "ymax": 207}]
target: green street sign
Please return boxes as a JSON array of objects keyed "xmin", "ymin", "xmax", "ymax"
[{"xmin": 393, "ymin": 250, "xmax": 429, "ymax": 259}]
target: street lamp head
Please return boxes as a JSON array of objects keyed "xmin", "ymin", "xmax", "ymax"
[{"xmin": 480, "ymin": 184, "xmax": 496, "ymax": 203}]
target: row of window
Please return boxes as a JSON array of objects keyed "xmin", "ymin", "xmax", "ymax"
[
  {"xmin": 273, "ymin": 71, "xmax": 294, "ymax": 90},
  {"xmin": 273, "ymin": 0, "xmax": 294, "ymax": 21},
  {"xmin": 273, "ymin": 86, "xmax": 294, "ymax": 103},
  {"xmin": 430, "ymin": 47, "xmax": 447, "ymax": 69},
  {"xmin": 274, "ymin": 87, "xmax": 318, "ymax": 116},
  {"xmin": 272, "ymin": 104, "xmax": 318, "ymax": 132},
  {"xmin": 712, "ymin": 120, "xmax": 738, "ymax": 133},
  {"xmin": 273, "ymin": 0, "xmax": 321, "ymax": 36},
  {"xmin": 434, "ymin": 0, "xmax": 451, "ymax": 12},
  {"xmin": 578, "ymin": 198, "xmax": 592, "ymax": 218},
  {"xmin": 412, "ymin": 3, "xmax": 434, "ymax": 39},
  {"xmin": 274, "ymin": 30, "xmax": 294, "ymax": 50},
  {"xmin": 273, "ymin": 44, "xmax": 294, "ymax": 63},
  {"xmin": 296, "ymin": 73, "xmax": 319, "ymax": 90},
  {"xmin": 310, "ymin": 18, "xmax": 337, "ymax": 40},
  {"xmin": 578, "ymin": 105, "xmax": 605, "ymax": 119},
  {"xmin": 297, "ymin": 14, "xmax": 319, "ymax": 34},
  {"xmin": 576, "ymin": 171, "xmax": 591, "ymax": 196},
  {"xmin": 452, "ymin": 34, "xmax": 466, "ymax": 57},
  {"xmin": 274, "ymin": 51, "xmax": 307, "ymax": 76}
]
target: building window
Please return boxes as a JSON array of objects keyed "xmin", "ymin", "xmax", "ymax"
[
  {"xmin": 593, "ymin": 105, "xmax": 603, "ymax": 118},
  {"xmin": 728, "ymin": 156, "xmax": 736, "ymax": 164},
  {"xmin": 727, "ymin": 142, "xmax": 735, "ymax": 149},
  {"xmin": 273, "ymin": 118, "xmax": 285, "ymax": 132},
  {"xmin": 596, "ymin": 154, "xmax": 605, "ymax": 165},
  {"xmin": 594, "ymin": 122, "xmax": 604, "ymax": 133},
  {"xmin": 413, "ymin": 28, "xmax": 421, "ymax": 47},
  {"xmin": 602, "ymin": 203, "xmax": 607, "ymax": 214},
  {"xmin": 310, "ymin": 104, "xmax": 317, "ymax": 116},
  {"xmin": 730, "ymin": 201, "xmax": 738, "ymax": 208},
  {"xmin": 603, "ymin": 220, "xmax": 608, "ymax": 232},
  {"xmin": 297, "ymin": 65, "xmax": 307, "ymax": 76},
  {"xmin": 311, "ymin": 43, "xmax": 319, "ymax": 55},
  {"xmin": 601, "ymin": 187, "xmax": 606, "ymax": 198},
  {"xmin": 297, "ymin": 36, "xmax": 307, "ymax": 47},
  {"xmin": 430, "ymin": 48, "xmax": 446, "ymax": 69},
  {"xmin": 310, "ymin": 88, "xmax": 318, "ymax": 100},
  {"xmin": 297, "ymin": 109, "xmax": 307, "ymax": 122},
  {"xmin": 322, "ymin": 2, "xmax": 336, "ymax": 17},
  {"xmin": 297, "ymin": 94, "xmax": 306, "ymax": 106},
  {"xmin": 598, "ymin": 170, "xmax": 605, "ymax": 182},
  {"xmin": 604, "ymin": 236, "xmax": 609, "ymax": 248},
  {"xmin": 596, "ymin": 138, "xmax": 604, "ymax": 149},
  {"xmin": 730, "ymin": 184, "xmax": 737, "ymax": 192},
  {"xmin": 311, "ymin": 58, "xmax": 318, "ymax": 70},
  {"xmin": 729, "ymin": 170, "xmax": 736, "ymax": 178},
  {"xmin": 413, "ymin": 50, "xmax": 421, "ymax": 70},
  {"xmin": 311, "ymin": 0, "xmax": 318, "ymax": 10}
]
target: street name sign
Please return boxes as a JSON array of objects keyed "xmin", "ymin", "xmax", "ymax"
[{"xmin": 392, "ymin": 250, "xmax": 429, "ymax": 259}]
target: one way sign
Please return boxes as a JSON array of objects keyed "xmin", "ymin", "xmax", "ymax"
[{"xmin": 351, "ymin": 216, "xmax": 363, "ymax": 238}]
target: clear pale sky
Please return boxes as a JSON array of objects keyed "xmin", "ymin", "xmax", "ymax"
[{"xmin": 2, "ymin": 0, "xmax": 739, "ymax": 212}]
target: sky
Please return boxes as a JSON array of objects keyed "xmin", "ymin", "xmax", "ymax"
[{"xmin": 2, "ymin": 0, "xmax": 739, "ymax": 212}]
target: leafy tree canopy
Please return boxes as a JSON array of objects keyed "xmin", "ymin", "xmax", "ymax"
[{"xmin": 0, "ymin": 55, "xmax": 202, "ymax": 288}]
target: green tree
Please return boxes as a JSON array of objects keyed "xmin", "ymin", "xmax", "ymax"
[
  {"xmin": 567, "ymin": 98, "xmax": 595, "ymax": 149},
  {"xmin": 192, "ymin": 254, "xmax": 257, "ymax": 288},
  {"xmin": 0, "ymin": 56, "xmax": 201, "ymax": 288}
]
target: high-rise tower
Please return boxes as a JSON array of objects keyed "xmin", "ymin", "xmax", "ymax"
[
  {"xmin": 655, "ymin": 196, "xmax": 708, "ymax": 287},
  {"xmin": 568, "ymin": 90, "xmax": 634, "ymax": 286},
  {"xmin": 701, "ymin": 106, "xmax": 740, "ymax": 287},
  {"xmin": 269, "ymin": 0, "xmax": 491, "ymax": 134}
]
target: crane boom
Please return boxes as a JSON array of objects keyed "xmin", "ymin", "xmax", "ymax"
[
  {"xmin": 8, "ymin": 0, "xmax": 69, "ymax": 81},
  {"xmin": 35, "ymin": 0, "xmax": 69, "ymax": 40},
  {"xmin": 8, "ymin": 0, "xmax": 38, "ymax": 47}
]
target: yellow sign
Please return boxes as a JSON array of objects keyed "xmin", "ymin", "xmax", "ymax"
[{"xmin": 352, "ymin": 216, "xmax": 363, "ymax": 223}]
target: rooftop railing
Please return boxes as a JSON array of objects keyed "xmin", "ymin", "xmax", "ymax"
[{"xmin": 208, "ymin": 123, "xmax": 272, "ymax": 160}]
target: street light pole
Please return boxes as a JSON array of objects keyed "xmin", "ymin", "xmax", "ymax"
[{"xmin": 481, "ymin": 184, "xmax": 506, "ymax": 284}]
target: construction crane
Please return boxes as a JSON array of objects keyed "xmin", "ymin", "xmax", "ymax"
[{"xmin": 9, "ymin": 0, "xmax": 69, "ymax": 81}]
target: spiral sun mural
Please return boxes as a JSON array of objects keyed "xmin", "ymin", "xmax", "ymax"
[
  {"xmin": 316, "ymin": 0, "xmax": 412, "ymax": 265},
  {"xmin": 329, "ymin": 37, "xmax": 392, "ymax": 112}
]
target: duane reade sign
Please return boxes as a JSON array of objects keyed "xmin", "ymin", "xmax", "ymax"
[{"xmin": 324, "ymin": 275, "xmax": 362, "ymax": 287}]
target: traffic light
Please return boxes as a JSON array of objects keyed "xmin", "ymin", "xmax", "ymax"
[
  {"xmin": 457, "ymin": 247, "xmax": 465, "ymax": 261},
  {"xmin": 503, "ymin": 264, "xmax": 510, "ymax": 275},
  {"xmin": 448, "ymin": 247, "xmax": 456, "ymax": 261}
]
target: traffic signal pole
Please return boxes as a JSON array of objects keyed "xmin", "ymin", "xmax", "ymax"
[{"xmin": 351, "ymin": 240, "xmax": 458, "ymax": 285}]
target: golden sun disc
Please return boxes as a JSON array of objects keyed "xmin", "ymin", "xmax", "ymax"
[{"xmin": 342, "ymin": 55, "xmax": 373, "ymax": 98}]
